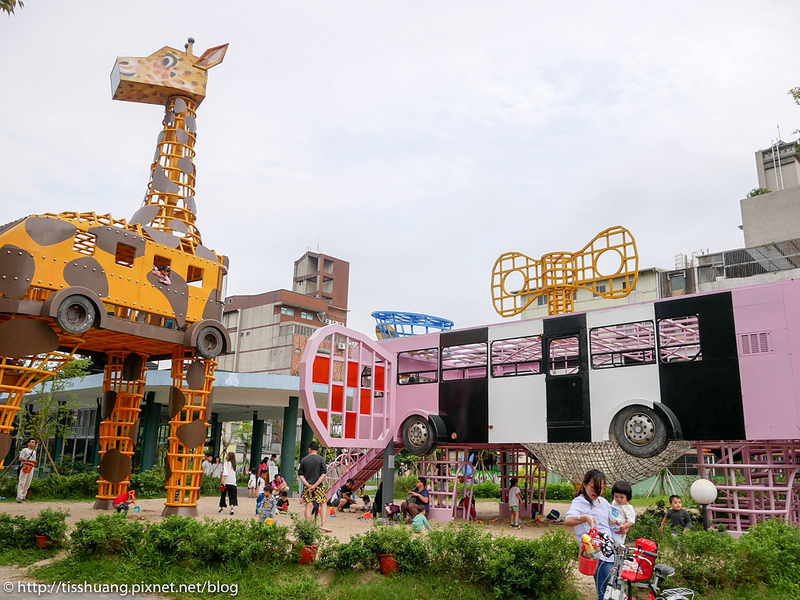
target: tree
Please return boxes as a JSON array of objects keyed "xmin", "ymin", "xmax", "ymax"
[
  {"xmin": 18, "ymin": 358, "xmax": 91, "ymax": 476},
  {"xmin": 1, "ymin": 0, "xmax": 23, "ymax": 15}
]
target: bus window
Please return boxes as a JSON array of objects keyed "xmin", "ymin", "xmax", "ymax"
[
  {"xmin": 590, "ymin": 321, "xmax": 655, "ymax": 369},
  {"xmin": 72, "ymin": 231, "xmax": 96, "ymax": 256},
  {"xmin": 490, "ymin": 335, "xmax": 542, "ymax": 377},
  {"xmin": 441, "ymin": 342, "xmax": 487, "ymax": 381},
  {"xmin": 398, "ymin": 348, "xmax": 439, "ymax": 385},
  {"xmin": 548, "ymin": 336, "xmax": 580, "ymax": 376},
  {"xmin": 658, "ymin": 315, "xmax": 702, "ymax": 362}
]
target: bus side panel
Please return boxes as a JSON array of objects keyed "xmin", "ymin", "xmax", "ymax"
[
  {"xmin": 544, "ymin": 313, "xmax": 591, "ymax": 442},
  {"xmin": 655, "ymin": 292, "xmax": 745, "ymax": 442},
  {"xmin": 488, "ymin": 320, "xmax": 546, "ymax": 444},
  {"xmin": 586, "ymin": 304, "xmax": 660, "ymax": 442},
  {"xmin": 733, "ymin": 282, "xmax": 800, "ymax": 440},
  {"xmin": 440, "ymin": 328, "xmax": 488, "ymax": 444}
]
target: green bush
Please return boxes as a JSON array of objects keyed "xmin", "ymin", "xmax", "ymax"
[
  {"xmin": 0, "ymin": 513, "xmax": 34, "ymax": 549},
  {"xmin": 394, "ymin": 474, "xmax": 419, "ymax": 499},
  {"xmin": 544, "ymin": 482, "xmax": 575, "ymax": 501},
  {"xmin": 70, "ymin": 514, "xmax": 145, "ymax": 557},
  {"xmin": 30, "ymin": 508, "xmax": 69, "ymax": 546},
  {"xmin": 660, "ymin": 528, "xmax": 738, "ymax": 591},
  {"xmin": 628, "ymin": 500, "xmax": 668, "ymax": 543},
  {"xmin": 485, "ymin": 530, "xmax": 576, "ymax": 599},
  {"xmin": 360, "ymin": 524, "xmax": 428, "ymax": 573},
  {"xmin": 426, "ymin": 522, "xmax": 493, "ymax": 582},
  {"xmin": 130, "ymin": 466, "xmax": 165, "ymax": 498},
  {"xmin": 472, "ymin": 481, "xmax": 500, "ymax": 498},
  {"xmin": 736, "ymin": 518, "xmax": 800, "ymax": 592},
  {"xmin": 316, "ymin": 536, "xmax": 372, "ymax": 571}
]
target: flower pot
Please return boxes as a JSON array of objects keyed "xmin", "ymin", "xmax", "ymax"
[
  {"xmin": 379, "ymin": 553, "xmax": 398, "ymax": 575},
  {"xmin": 35, "ymin": 535, "xmax": 51, "ymax": 549},
  {"xmin": 300, "ymin": 544, "xmax": 318, "ymax": 565}
]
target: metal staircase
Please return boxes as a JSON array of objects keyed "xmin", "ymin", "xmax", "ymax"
[{"xmin": 325, "ymin": 447, "xmax": 384, "ymax": 501}]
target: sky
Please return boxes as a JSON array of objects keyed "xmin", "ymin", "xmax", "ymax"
[{"xmin": 1, "ymin": 2, "xmax": 799, "ymax": 338}]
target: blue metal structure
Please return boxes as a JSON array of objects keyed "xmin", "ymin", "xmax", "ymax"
[{"xmin": 372, "ymin": 311, "xmax": 454, "ymax": 339}]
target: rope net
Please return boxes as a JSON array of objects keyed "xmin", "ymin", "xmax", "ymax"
[{"xmin": 523, "ymin": 441, "xmax": 693, "ymax": 485}]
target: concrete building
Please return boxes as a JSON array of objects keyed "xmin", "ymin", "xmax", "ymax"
[
  {"xmin": 740, "ymin": 139, "xmax": 800, "ymax": 247},
  {"xmin": 217, "ymin": 251, "xmax": 350, "ymax": 376}
]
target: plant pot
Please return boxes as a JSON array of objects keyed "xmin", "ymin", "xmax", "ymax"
[
  {"xmin": 35, "ymin": 535, "xmax": 51, "ymax": 549},
  {"xmin": 379, "ymin": 553, "xmax": 398, "ymax": 575},
  {"xmin": 299, "ymin": 544, "xmax": 318, "ymax": 565}
]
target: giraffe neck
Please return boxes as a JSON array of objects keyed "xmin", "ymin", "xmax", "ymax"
[{"xmin": 142, "ymin": 95, "xmax": 202, "ymax": 249}]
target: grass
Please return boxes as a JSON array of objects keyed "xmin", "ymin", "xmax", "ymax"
[{"xmin": 28, "ymin": 554, "xmax": 581, "ymax": 600}]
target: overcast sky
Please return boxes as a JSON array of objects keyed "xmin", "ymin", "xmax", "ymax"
[{"xmin": 2, "ymin": 2, "xmax": 798, "ymax": 337}]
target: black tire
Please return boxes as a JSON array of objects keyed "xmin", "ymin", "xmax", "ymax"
[
  {"xmin": 612, "ymin": 405, "xmax": 668, "ymax": 458},
  {"xmin": 401, "ymin": 414, "xmax": 437, "ymax": 456},
  {"xmin": 56, "ymin": 295, "xmax": 96, "ymax": 334},
  {"xmin": 196, "ymin": 326, "xmax": 224, "ymax": 359}
]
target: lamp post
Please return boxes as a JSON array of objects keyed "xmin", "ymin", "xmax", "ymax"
[{"xmin": 690, "ymin": 478, "xmax": 718, "ymax": 531}]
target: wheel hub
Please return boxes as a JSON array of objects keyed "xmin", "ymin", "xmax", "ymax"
[
  {"xmin": 623, "ymin": 413, "xmax": 655, "ymax": 446},
  {"xmin": 66, "ymin": 304, "xmax": 87, "ymax": 325},
  {"xmin": 408, "ymin": 421, "xmax": 429, "ymax": 447}
]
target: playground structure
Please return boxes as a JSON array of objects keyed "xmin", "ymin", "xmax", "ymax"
[
  {"xmin": 0, "ymin": 39, "xmax": 230, "ymax": 516},
  {"xmin": 491, "ymin": 225, "xmax": 639, "ymax": 316},
  {"xmin": 372, "ymin": 311, "xmax": 454, "ymax": 340}
]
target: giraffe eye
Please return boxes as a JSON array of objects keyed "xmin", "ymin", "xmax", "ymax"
[{"xmin": 162, "ymin": 55, "xmax": 178, "ymax": 68}]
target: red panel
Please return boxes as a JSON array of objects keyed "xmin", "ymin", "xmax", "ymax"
[
  {"xmin": 359, "ymin": 389, "xmax": 372, "ymax": 415},
  {"xmin": 374, "ymin": 365, "xmax": 385, "ymax": 391},
  {"xmin": 318, "ymin": 410, "xmax": 328, "ymax": 428},
  {"xmin": 331, "ymin": 385, "xmax": 344, "ymax": 413},
  {"xmin": 312, "ymin": 357, "xmax": 330, "ymax": 384},
  {"xmin": 345, "ymin": 411, "xmax": 357, "ymax": 438},
  {"xmin": 347, "ymin": 361, "xmax": 359, "ymax": 387}
]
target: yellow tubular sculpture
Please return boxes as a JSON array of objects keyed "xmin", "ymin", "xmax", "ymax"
[{"xmin": 491, "ymin": 226, "xmax": 639, "ymax": 317}]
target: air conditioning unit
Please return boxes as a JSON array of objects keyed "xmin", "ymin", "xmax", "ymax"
[{"xmin": 337, "ymin": 343, "xmax": 346, "ymax": 350}]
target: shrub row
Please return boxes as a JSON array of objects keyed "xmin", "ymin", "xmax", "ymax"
[
  {"xmin": 0, "ymin": 509, "xmax": 70, "ymax": 548},
  {"xmin": 0, "ymin": 468, "xmax": 222, "ymax": 501},
  {"xmin": 317, "ymin": 522, "xmax": 576, "ymax": 599},
  {"xmin": 393, "ymin": 475, "xmax": 575, "ymax": 501}
]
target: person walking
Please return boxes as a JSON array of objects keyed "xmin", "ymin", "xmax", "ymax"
[
  {"xmin": 16, "ymin": 438, "xmax": 37, "ymax": 503},
  {"xmin": 297, "ymin": 441, "xmax": 331, "ymax": 532},
  {"xmin": 218, "ymin": 452, "xmax": 238, "ymax": 515}
]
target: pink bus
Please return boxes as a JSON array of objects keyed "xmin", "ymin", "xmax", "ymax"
[{"xmin": 300, "ymin": 278, "xmax": 800, "ymax": 457}]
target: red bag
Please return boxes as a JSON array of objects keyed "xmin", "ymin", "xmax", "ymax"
[{"xmin": 219, "ymin": 484, "xmax": 226, "ymax": 491}]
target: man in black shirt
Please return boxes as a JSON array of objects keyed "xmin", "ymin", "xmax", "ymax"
[
  {"xmin": 298, "ymin": 441, "xmax": 331, "ymax": 532},
  {"xmin": 337, "ymin": 478, "xmax": 356, "ymax": 513}
]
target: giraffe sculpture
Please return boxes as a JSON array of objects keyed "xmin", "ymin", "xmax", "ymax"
[
  {"xmin": 106, "ymin": 38, "xmax": 229, "ymax": 516},
  {"xmin": 0, "ymin": 39, "xmax": 230, "ymax": 517}
]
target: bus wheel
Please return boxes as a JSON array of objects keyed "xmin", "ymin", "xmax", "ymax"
[
  {"xmin": 196, "ymin": 326, "xmax": 225, "ymax": 359},
  {"xmin": 402, "ymin": 415, "xmax": 437, "ymax": 456},
  {"xmin": 613, "ymin": 405, "xmax": 668, "ymax": 458},
  {"xmin": 56, "ymin": 295, "xmax": 96, "ymax": 334}
]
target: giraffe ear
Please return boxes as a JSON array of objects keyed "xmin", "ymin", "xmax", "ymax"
[{"xmin": 194, "ymin": 43, "xmax": 228, "ymax": 70}]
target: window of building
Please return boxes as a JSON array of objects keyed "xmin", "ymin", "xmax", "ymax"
[
  {"xmin": 398, "ymin": 348, "xmax": 439, "ymax": 384},
  {"xmin": 590, "ymin": 321, "xmax": 656, "ymax": 369},
  {"xmin": 596, "ymin": 283, "xmax": 607, "ymax": 294},
  {"xmin": 491, "ymin": 335, "xmax": 542, "ymax": 377},
  {"xmin": 537, "ymin": 294, "xmax": 548, "ymax": 306},
  {"xmin": 186, "ymin": 265, "xmax": 203, "ymax": 285},
  {"xmin": 669, "ymin": 274, "xmax": 686, "ymax": 291},
  {"xmin": 658, "ymin": 315, "xmax": 702, "ymax": 362},
  {"xmin": 281, "ymin": 306, "xmax": 295, "ymax": 316},
  {"xmin": 441, "ymin": 342, "xmax": 487, "ymax": 381},
  {"xmin": 301, "ymin": 311, "xmax": 314, "ymax": 320},
  {"xmin": 548, "ymin": 336, "xmax": 581, "ymax": 376},
  {"xmin": 115, "ymin": 242, "xmax": 136, "ymax": 268}
]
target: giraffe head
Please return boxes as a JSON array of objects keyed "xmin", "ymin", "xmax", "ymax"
[{"xmin": 111, "ymin": 39, "xmax": 228, "ymax": 106}]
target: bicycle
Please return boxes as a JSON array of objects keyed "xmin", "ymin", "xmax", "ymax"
[{"xmin": 603, "ymin": 538, "xmax": 695, "ymax": 600}]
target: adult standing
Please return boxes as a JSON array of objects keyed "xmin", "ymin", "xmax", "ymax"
[
  {"xmin": 202, "ymin": 453, "xmax": 213, "ymax": 476},
  {"xmin": 16, "ymin": 438, "xmax": 37, "ymax": 503},
  {"xmin": 218, "ymin": 452, "xmax": 238, "ymax": 515},
  {"xmin": 565, "ymin": 469, "xmax": 615, "ymax": 600},
  {"xmin": 268, "ymin": 454, "xmax": 279, "ymax": 483},
  {"xmin": 297, "ymin": 441, "xmax": 331, "ymax": 532},
  {"xmin": 258, "ymin": 457, "xmax": 269, "ymax": 480},
  {"xmin": 210, "ymin": 456, "xmax": 223, "ymax": 479}
]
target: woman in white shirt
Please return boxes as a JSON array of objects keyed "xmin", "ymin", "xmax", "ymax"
[
  {"xmin": 218, "ymin": 452, "xmax": 238, "ymax": 515},
  {"xmin": 210, "ymin": 456, "xmax": 223, "ymax": 478}
]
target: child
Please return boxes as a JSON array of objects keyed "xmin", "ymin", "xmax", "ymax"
[
  {"xmin": 508, "ymin": 477, "xmax": 522, "ymax": 528},
  {"xmin": 258, "ymin": 484, "xmax": 277, "ymax": 524},
  {"xmin": 255, "ymin": 472, "xmax": 267, "ymax": 515},
  {"xmin": 276, "ymin": 490, "xmax": 290, "ymax": 514},
  {"xmin": 152, "ymin": 264, "xmax": 171, "ymax": 285},
  {"xmin": 360, "ymin": 494, "xmax": 372, "ymax": 512},
  {"xmin": 112, "ymin": 488, "xmax": 137, "ymax": 515},
  {"xmin": 610, "ymin": 480, "xmax": 636, "ymax": 545},
  {"xmin": 248, "ymin": 468, "xmax": 257, "ymax": 499},
  {"xmin": 660, "ymin": 494, "xmax": 691, "ymax": 535},
  {"xmin": 411, "ymin": 512, "xmax": 431, "ymax": 532}
]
